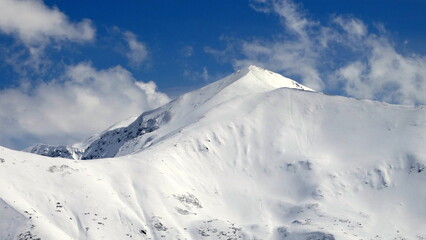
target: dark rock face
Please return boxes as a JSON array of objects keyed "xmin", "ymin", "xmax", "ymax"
[
  {"xmin": 304, "ymin": 232, "xmax": 335, "ymax": 240},
  {"xmin": 81, "ymin": 109, "xmax": 171, "ymax": 160},
  {"xmin": 25, "ymin": 144, "xmax": 82, "ymax": 159},
  {"xmin": 25, "ymin": 106, "xmax": 172, "ymax": 160}
]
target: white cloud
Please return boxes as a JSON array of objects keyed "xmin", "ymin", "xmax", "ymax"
[
  {"xmin": 270, "ymin": 0, "xmax": 312, "ymax": 40},
  {"xmin": 232, "ymin": 0, "xmax": 327, "ymax": 90},
  {"xmin": 0, "ymin": 0, "xmax": 95, "ymax": 46},
  {"xmin": 335, "ymin": 38, "xmax": 426, "ymax": 104},
  {"xmin": 183, "ymin": 66, "xmax": 210, "ymax": 82},
  {"xmin": 0, "ymin": 63, "xmax": 170, "ymax": 149},
  {"xmin": 233, "ymin": 38, "xmax": 324, "ymax": 90},
  {"xmin": 0, "ymin": 0, "xmax": 96, "ymax": 76},
  {"xmin": 180, "ymin": 46, "xmax": 194, "ymax": 57},
  {"xmin": 208, "ymin": 0, "xmax": 426, "ymax": 105},
  {"xmin": 123, "ymin": 31, "xmax": 148, "ymax": 66},
  {"xmin": 249, "ymin": 0, "xmax": 271, "ymax": 13},
  {"xmin": 333, "ymin": 16, "xmax": 367, "ymax": 38}
]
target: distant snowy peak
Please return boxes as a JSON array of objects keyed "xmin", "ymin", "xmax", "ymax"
[
  {"xmin": 24, "ymin": 116, "xmax": 138, "ymax": 160},
  {"xmin": 25, "ymin": 144, "xmax": 82, "ymax": 159}
]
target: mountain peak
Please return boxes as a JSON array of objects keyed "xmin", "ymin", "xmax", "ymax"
[
  {"xmin": 3, "ymin": 62, "xmax": 426, "ymax": 240},
  {"xmin": 221, "ymin": 65, "xmax": 315, "ymax": 93},
  {"xmin": 246, "ymin": 64, "xmax": 268, "ymax": 72},
  {"xmin": 238, "ymin": 64, "xmax": 263, "ymax": 73},
  {"xmin": 25, "ymin": 66, "xmax": 315, "ymax": 160}
]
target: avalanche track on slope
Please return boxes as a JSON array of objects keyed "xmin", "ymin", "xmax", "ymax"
[{"xmin": 2, "ymin": 66, "xmax": 426, "ymax": 240}]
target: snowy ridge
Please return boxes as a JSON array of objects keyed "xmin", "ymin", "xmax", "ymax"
[
  {"xmin": 27, "ymin": 65, "xmax": 313, "ymax": 160},
  {"xmin": 82, "ymin": 65, "xmax": 314, "ymax": 159},
  {"xmin": 2, "ymin": 66, "xmax": 426, "ymax": 239}
]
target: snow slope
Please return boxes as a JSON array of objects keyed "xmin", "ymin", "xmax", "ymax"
[
  {"xmin": 24, "ymin": 115, "xmax": 138, "ymax": 159},
  {"xmin": 25, "ymin": 65, "xmax": 313, "ymax": 160},
  {"xmin": 2, "ymin": 66, "xmax": 426, "ymax": 240}
]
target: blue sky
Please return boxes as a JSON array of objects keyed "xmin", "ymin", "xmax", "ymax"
[{"xmin": 0, "ymin": 0, "xmax": 426, "ymax": 149}]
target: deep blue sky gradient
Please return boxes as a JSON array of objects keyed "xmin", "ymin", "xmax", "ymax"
[{"xmin": 1, "ymin": 0, "xmax": 425, "ymax": 96}]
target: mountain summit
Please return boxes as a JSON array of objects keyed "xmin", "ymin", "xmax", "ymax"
[
  {"xmin": 26, "ymin": 65, "xmax": 314, "ymax": 160},
  {"xmin": 197, "ymin": 65, "xmax": 314, "ymax": 95},
  {"xmin": 2, "ymin": 66, "xmax": 426, "ymax": 240}
]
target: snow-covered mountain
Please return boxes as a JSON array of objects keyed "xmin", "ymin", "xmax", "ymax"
[
  {"xmin": 81, "ymin": 66, "xmax": 313, "ymax": 160},
  {"xmin": 2, "ymin": 65, "xmax": 426, "ymax": 240},
  {"xmin": 26, "ymin": 66, "xmax": 314, "ymax": 160}
]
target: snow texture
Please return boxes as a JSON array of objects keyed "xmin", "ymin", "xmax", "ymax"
[{"xmin": 2, "ymin": 65, "xmax": 426, "ymax": 240}]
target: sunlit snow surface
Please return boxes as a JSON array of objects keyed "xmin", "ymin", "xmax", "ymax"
[{"xmin": 2, "ymin": 66, "xmax": 426, "ymax": 240}]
